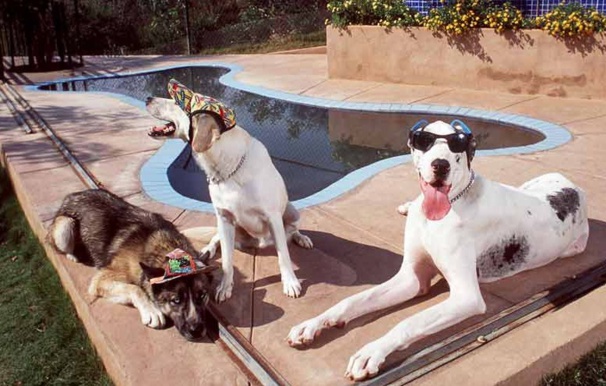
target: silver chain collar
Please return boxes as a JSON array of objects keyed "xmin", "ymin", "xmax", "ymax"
[
  {"xmin": 449, "ymin": 170, "xmax": 475, "ymax": 204},
  {"xmin": 206, "ymin": 153, "xmax": 247, "ymax": 185}
]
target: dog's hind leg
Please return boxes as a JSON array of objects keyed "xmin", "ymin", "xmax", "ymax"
[
  {"xmin": 200, "ymin": 233, "xmax": 221, "ymax": 261},
  {"xmin": 49, "ymin": 216, "xmax": 78, "ymax": 262},
  {"xmin": 292, "ymin": 231, "xmax": 313, "ymax": 249},
  {"xmin": 89, "ymin": 270, "xmax": 166, "ymax": 328},
  {"xmin": 283, "ymin": 202, "xmax": 313, "ymax": 249},
  {"xmin": 181, "ymin": 226, "xmax": 219, "ymax": 261}
]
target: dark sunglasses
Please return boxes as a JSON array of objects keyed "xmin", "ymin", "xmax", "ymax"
[{"xmin": 409, "ymin": 130, "xmax": 472, "ymax": 153}]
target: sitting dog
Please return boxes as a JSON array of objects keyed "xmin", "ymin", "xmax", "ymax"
[
  {"xmin": 287, "ymin": 120, "xmax": 589, "ymax": 381},
  {"xmin": 145, "ymin": 79, "xmax": 313, "ymax": 302},
  {"xmin": 47, "ymin": 189, "xmax": 216, "ymax": 341}
]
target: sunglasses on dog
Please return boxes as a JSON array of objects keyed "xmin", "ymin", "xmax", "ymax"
[
  {"xmin": 409, "ymin": 119, "xmax": 473, "ymax": 153},
  {"xmin": 410, "ymin": 131, "xmax": 472, "ymax": 153}
]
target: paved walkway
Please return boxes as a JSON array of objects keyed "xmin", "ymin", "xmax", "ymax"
[{"xmin": 1, "ymin": 54, "xmax": 606, "ymax": 386}]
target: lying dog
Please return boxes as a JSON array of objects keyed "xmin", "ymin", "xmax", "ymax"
[
  {"xmin": 145, "ymin": 79, "xmax": 313, "ymax": 302},
  {"xmin": 287, "ymin": 120, "xmax": 589, "ymax": 380},
  {"xmin": 47, "ymin": 189, "xmax": 216, "ymax": 341}
]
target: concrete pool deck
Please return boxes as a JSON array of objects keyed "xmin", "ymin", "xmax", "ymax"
[{"xmin": 1, "ymin": 54, "xmax": 606, "ymax": 386}]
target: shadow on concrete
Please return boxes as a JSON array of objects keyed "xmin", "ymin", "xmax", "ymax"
[
  {"xmin": 30, "ymin": 103, "xmax": 157, "ymax": 163},
  {"xmin": 255, "ymin": 229, "xmax": 404, "ymax": 291}
]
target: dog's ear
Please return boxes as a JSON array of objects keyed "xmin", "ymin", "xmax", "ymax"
[
  {"xmin": 139, "ymin": 262, "xmax": 165, "ymax": 280},
  {"xmin": 191, "ymin": 114, "xmax": 221, "ymax": 153}
]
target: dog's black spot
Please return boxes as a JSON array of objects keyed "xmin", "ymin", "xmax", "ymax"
[
  {"xmin": 527, "ymin": 210, "xmax": 532, "ymax": 216},
  {"xmin": 547, "ymin": 188, "xmax": 580, "ymax": 222},
  {"xmin": 477, "ymin": 235, "xmax": 529, "ymax": 279},
  {"xmin": 456, "ymin": 155, "xmax": 461, "ymax": 164}
]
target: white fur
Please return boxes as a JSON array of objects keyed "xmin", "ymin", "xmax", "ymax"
[
  {"xmin": 287, "ymin": 120, "xmax": 589, "ymax": 381},
  {"xmin": 146, "ymin": 97, "xmax": 313, "ymax": 302},
  {"xmin": 51, "ymin": 216, "xmax": 78, "ymax": 262}
]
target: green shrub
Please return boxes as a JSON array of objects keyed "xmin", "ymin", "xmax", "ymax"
[{"xmin": 327, "ymin": 0, "xmax": 420, "ymax": 29}]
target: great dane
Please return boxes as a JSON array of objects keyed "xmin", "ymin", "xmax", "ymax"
[{"xmin": 287, "ymin": 120, "xmax": 589, "ymax": 381}]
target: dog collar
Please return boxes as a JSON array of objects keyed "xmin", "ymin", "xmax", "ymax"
[
  {"xmin": 167, "ymin": 79, "xmax": 236, "ymax": 135},
  {"xmin": 150, "ymin": 249, "xmax": 199, "ymax": 285},
  {"xmin": 206, "ymin": 152, "xmax": 247, "ymax": 185},
  {"xmin": 449, "ymin": 170, "xmax": 475, "ymax": 204}
]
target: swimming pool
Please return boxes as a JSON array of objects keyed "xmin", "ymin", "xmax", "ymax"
[{"xmin": 35, "ymin": 64, "xmax": 570, "ymax": 211}]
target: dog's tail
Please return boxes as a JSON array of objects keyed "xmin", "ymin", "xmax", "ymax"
[
  {"xmin": 181, "ymin": 226, "xmax": 216, "ymax": 245},
  {"xmin": 47, "ymin": 215, "xmax": 78, "ymax": 262}
]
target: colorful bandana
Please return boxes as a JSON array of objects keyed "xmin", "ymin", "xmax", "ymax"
[
  {"xmin": 167, "ymin": 79, "xmax": 236, "ymax": 131},
  {"xmin": 149, "ymin": 249, "xmax": 200, "ymax": 285}
]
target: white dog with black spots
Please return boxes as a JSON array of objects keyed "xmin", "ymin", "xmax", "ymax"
[{"xmin": 287, "ymin": 120, "xmax": 589, "ymax": 381}]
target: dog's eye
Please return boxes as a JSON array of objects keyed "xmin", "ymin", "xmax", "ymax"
[{"xmin": 170, "ymin": 296, "xmax": 181, "ymax": 305}]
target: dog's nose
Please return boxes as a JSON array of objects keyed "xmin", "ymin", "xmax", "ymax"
[
  {"xmin": 145, "ymin": 96, "xmax": 153, "ymax": 106},
  {"xmin": 431, "ymin": 159, "xmax": 451, "ymax": 176},
  {"xmin": 189, "ymin": 324, "xmax": 206, "ymax": 337}
]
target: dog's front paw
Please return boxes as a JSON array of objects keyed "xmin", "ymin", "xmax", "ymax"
[
  {"xmin": 215, "ymin": 277, "xmax": 234, "ymax": 303},
  {"xmin": 139, "ymin": 303, "xmax": 166, "ymax": 329},
  {"xmin": 293, "ymin": 232, "xmax": 313, "ymax": 249},
  {"xmin": 282, "ymin": 274, "xmax": 302, "ymax": 298},
  {"xmin": 345, "ymin": 342, "xmax": 388, "ymax": 381},
  {"xmin": 287, "ymin": 318, "xmax": 323, "ymax": 347}
]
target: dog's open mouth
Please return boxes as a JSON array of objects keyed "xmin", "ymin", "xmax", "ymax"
[
  {"xmin": 420, "ymin": 177, "xmax": 452, "ymax": 221},
  {"xmin": 148, "ymin": 122, "xmax": 176, "ymax": 137}
]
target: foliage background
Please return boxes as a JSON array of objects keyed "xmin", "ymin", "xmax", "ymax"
[{"xmin": 0, "ymin": 0, "xmax": 328, "ymax": 69}]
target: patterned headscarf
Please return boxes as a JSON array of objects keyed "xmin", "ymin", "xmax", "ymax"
[{"xmin": 167, "ymin": 79, "xmax": 236, "ymax": 132}]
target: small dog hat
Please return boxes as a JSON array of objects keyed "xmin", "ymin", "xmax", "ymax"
[
  {"xmin": 150, "ymin": 248, "xmax": 201, "ymax": 285},
  {"xmin": 167, "ymin": 79, "xmax": 236, "ymax": 132}
]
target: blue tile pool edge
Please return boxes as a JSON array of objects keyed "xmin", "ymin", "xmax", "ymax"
[{"xmin": 25, "ymin": 61, "xmax": 572, "ymax": 213}]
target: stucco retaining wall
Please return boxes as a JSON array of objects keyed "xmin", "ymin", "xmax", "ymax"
[{"xmin": 327, "ymin": 26, "xmax": 606, "ymax": 99}]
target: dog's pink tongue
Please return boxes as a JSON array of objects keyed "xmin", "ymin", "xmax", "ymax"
[{"xmin": 421, "ymin": 181, "xmax": 451, "ymax": 221}]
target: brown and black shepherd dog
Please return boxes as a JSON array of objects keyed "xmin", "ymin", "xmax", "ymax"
[{"xmin": 47, "ymin": 189, "xmax": 216, "ymax": 341}]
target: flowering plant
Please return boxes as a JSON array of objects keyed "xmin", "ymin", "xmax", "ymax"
[
  {"xmin": 535, "ymin": 2, "xmax": 606, "ymax": 37},
  {"xmin": 327, "ymin": 0, "xmax": 420, "ymax": 29},
  {"xmin": 327, "ymin": 0, "xmax": 606, "ymax": 38}
]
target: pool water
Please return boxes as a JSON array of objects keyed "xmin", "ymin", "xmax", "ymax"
[{"xmin": 41, "ymin": 67, "xmax": 545, "ymax": 203}]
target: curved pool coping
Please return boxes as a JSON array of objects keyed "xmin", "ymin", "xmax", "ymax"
[{"xmin": 26, "ymin": 62, "xmax": 572, "ymax": 213}]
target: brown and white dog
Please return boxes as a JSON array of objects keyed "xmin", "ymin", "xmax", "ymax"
[
  {"xmin": 287, "ymin": 120, "xmax": 589, "ymax": 380},
  {"xmin": 145, "ymin": 79, "xmax": 313, "ymax": 302},
  {"xmin": 48, "ymin": 189, "xmax": 216, "ymax": 341}
]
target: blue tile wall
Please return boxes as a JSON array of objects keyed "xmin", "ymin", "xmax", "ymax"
[{"xmin": 408, "ymin": 0, "xmax": 606, "ymax": 17}]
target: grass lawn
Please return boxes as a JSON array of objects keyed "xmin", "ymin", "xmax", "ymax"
[
  {"xmin": 0, "ymin": 168, "xmax": 111, "ymax": 386},
  {"xmin": 541, "ymin": 341, "xmax": 606, "ymax": 386}
]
